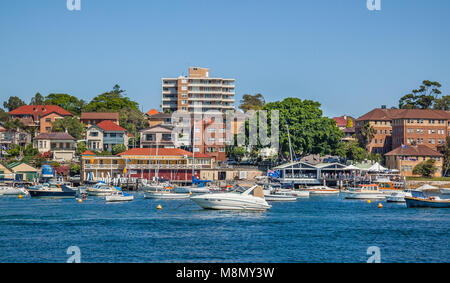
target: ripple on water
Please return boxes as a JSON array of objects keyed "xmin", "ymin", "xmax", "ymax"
[{"xmin": 0, "ymin": 195, "xmax": 448, "ymax": 262}]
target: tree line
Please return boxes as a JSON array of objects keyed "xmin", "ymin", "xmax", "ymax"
[{"xmin": 1, "ymin": 84, "xmax": 148, "ymax": 141}]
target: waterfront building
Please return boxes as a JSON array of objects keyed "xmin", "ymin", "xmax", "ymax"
[
  {"xmin": 33, "ymin": 132, "xmax": 76, "ymax": 162},
  {"xmin": 80, "ymin": 112, "xmax": 120, "ymax": 127},
  {"xmin": 9, "ymin": 105, "xmax": 73, "ymax": 133},
  {"xmin": 0, "ymin": 163, "xmax": 14, "ymax": 179},
  {"xmin": 6, "ymin": 162, "xmax": 39, "ymax": 182},
  {"xmin": 355, "ymin": 107, "xmax": 396, "ymax": 154},
  {"xmin": 273, "ymin": 161, "xmax": 356, "ymax": 186},
  {"xmin": 86, "ymin": 120, "xmax": 129, "ymax": 152},
  {"xmin": 356, "ymin": 107, "xmax": 450, "ymax": 154},
  {"xmin": 385, "ymin": 145, "xmax": 444, "ymax": 177},
  {"xmin": 81, "ymin": 148, "xmax": 214, "ymax": 183},
  {"xmin": 390, "ymin": 109, "xmax": 450, "ymax": 151},
  {"xmin": 161, "ymin": 67, "xmax": 235, "ymax": 114}
]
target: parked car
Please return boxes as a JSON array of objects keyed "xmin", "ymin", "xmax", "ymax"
[{"xmin": 68, "ymin": 175, "xmax": 81, "ymax": 183}]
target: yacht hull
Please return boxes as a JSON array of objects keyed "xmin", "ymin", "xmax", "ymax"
[
  {"xmin": 341, "ymin": 191, "xmax": 385, "ymax": 200},
  {"xmin": 106, "ymin": 195, "xmax": 134, "ymax": 202},
  {"xmin": 28, "ymin": 190, "xmax": 76, "ymax": 199},
  {"xmin": 144, "ymin": 192, "xmax": 190, "ymax": 199},
  {"xmin": 405, "ymin": 197, "xmax": 450, "ymax": 208},
  {"xmin": 190, "ymin": 194, "xmax": 271, "ymax": 211}
]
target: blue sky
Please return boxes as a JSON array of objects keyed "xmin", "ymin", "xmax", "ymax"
[{"xmin": 1, "ymin": 0, "xmax": 449, "ymax": 118}]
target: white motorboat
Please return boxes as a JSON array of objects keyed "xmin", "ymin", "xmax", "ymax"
[
  {"xmin": 385, "ymin": 191, "xmax": 412, "ymax": 202},
  {"xmin": 341, "ymin": 184, "xmax": 385, "ymax": 200},
  {"xmin": 0, "ymin": 185, "xmax": 29, "ymax": 196},
  {"xmin": 262, "ymin": 187, "xmax": 297, "ymax": 202},
  {"xmin": 439, "ymin": 188, "xmax": 450, "ymax": 195},
  {"xmin": 86, "ymin": 182, "xmax": 118, "ymax": 196},
  {"xmin": 277, "ymin": 188, "xmax": 310, "ymax": 198},
  {"xmin": 141, "ymin": 182, "xmax": 172, "ymax": 192},
  {"xmin": 144, "ymin": 188, "xmax": 191, "ymax": 199},
  {"xmin": 175, "ymin": 185, "xmax": 211, "ymax": 194},
  {"xmin": 190, "ymin": 185, "xmax": 271, "ymax": 211},
  {"xmin": 105, "ymin": 191, "xmax": 134, "ymax": 202},
  {"xmin": 303, "ymin": 186, "xmax": 340, "ymax": 195}
]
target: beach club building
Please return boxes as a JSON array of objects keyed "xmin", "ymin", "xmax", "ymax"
[
  {"xmin": 384, "ymin": 145, "xmax": 444, "ymax": 177},
  {"xmin": 81, "ymin": 148, "xmax": 215, "ymax": 184}
]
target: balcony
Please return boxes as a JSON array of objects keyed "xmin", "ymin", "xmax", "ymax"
[
  {"xmin": 126, "ymin": 164, "xmax": 209, "ymax": 170},
  {"xmin": 84, "ymin": 164, "xmax": 121, "ymax": 170}
]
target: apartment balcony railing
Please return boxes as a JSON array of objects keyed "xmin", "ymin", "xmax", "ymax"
[
  {"xmin": 84, "ymin": 164, "xmax": 121, "ymax": 170},
  {"xmin": 127, "ymin": 164, "xmax": 209, "ymax": 170}
]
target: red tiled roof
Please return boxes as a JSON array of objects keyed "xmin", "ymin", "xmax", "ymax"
[
  {"xmin": 356, "ymin": 108, "xmax": 400, "ymax": 121},
  {"xmin": 333, "ymin": 117, "xmax": 348, "ymax": 127},
  {"xmin": 9, "ymin": 105, "xmax": 73, "ymax": 118},
  {"xmin": 391, "ymin": 109, "xmax": 450, "ymax": 120},
  {"xmin": 146, "ymin": 109, "xmax": 159, "ymax": 116},
  {"xmin": 385, "ymin": 145, "xmax": 443, "ymax": 157},
  {"xmin": 81, "ymin": 150, "xmax": 96, "ymax": 156},
  {"xmin": 357, "ymin": 108, "xmax": 450, "ymax": 121},
  {"xmin": 95, "ymin": 120, "xmax": 127, "ymax": 132},
  {"xmin": 34, "ymin": 132, "xmax": 75, "ymax": 140},
  {"xmin": 80, "ymin": 112, "xmax": 119, "ymax": 120},
  {"xmin": 117, "ymin": 148, "xmax": 212, "ymax": 158}
]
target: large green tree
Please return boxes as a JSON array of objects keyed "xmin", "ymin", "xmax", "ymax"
[
  {"xmin": 51, "ymin": 116, "xmax": 85, "ymax": 140},
  {"xmin": 399, "ymin": 80, "xmax": 442, "ymax": 109},
  {"xmin": 84, "ymin": 85, "xmax": 147, "ymax": 133},
  {"xmin": 413, "ymin": 159, "xmax": 438, "ymax": 178},
  {"xmin": 30, "ymin": 92, "xmax": 45, "ymax": 105},
  {"xmin": 239, "ymin": 93, "xmax": 266, "ymax": 111},
  {"xmin": 263, "ymin": 98, "xmax": 343, "ymax": 158},
  {"xmin": 3, "ymin": 96, "xmax": 26, "ymax": 111},
  {"xmin": 45, "ymin": 93, "xmax": 86, "ymax": 115},
  {"xmin": 433, "ymin": 95, "xmax": 450, "ymax": 111},
  {"xmin": 335, "ymin": 141, "xmax": 367, "ymax": 162}
]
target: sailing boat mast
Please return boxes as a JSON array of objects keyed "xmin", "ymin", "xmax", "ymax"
[
  {"xmin": 192, "ymin": 119, "xmax": 196, "ymax": 182},
  {"xmin": 286, "ymin": 124, "xmax": 294, "ymax": 176},
  {"xmin": 286, "ymin": 124, "xmax": 296, "ymax": 189},
  {"xmin": 155, "ymin": 140, "xmax": 159, "ymax": 184}
]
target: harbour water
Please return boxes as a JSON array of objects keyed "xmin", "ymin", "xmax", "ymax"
[{"xmin": 0, "ymin": 193, "xmax": 448, "ymax": 263}]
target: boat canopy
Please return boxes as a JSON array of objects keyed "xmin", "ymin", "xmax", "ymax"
[
  {"xmin": 415, "ymin": 184, "xmax": 438, "ymax": 191},
  {"xmin": 366, "ymin": 162, "xmax": 388, "ymax": 172}
]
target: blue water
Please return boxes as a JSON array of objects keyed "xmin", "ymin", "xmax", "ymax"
[{"xmin": 0, "ymin": 193, "xmax": 448, "ymax": 263}]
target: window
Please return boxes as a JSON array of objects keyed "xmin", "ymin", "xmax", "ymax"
[{"xmin": 45, "ymin": 118, "xmax": 51, "ymax": 122}]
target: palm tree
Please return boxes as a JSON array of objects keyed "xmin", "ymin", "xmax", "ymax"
[{"xmin": 359, "ymin": 123, "xmax": 376, "ymax": 151}]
